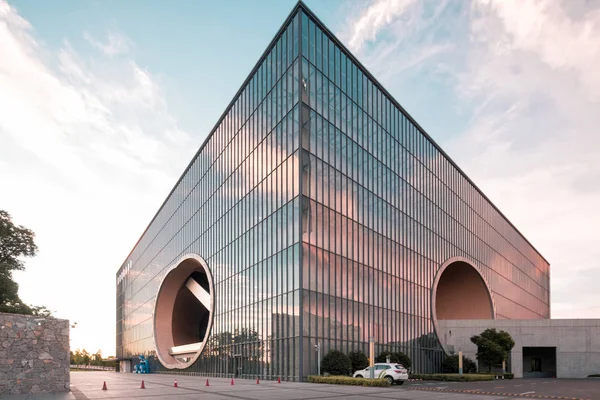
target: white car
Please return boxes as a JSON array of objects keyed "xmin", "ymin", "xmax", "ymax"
[{"xmin": 353, "ymin": 363, "xmax": 409, "ymax": 385}]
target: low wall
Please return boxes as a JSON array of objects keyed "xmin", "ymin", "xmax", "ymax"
[
  {"xmin": 438, "ymin": 319, "xmax": 600, "ymax": 378},
  {"xmin": 0, "ymin": 312, "xmax": 70, "ymax": 395}
]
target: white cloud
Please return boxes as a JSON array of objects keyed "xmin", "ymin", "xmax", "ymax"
[
  {"xmin": 0, "ymin": 1, "xmax": 197, "ymax": 356},
  {"xmin": 339, "ymin": 0, "xmax": 458, "ymax": 85},
  {"xmin": 344, "ymin": 0, "xmax": 418, "ymax": 52},
  {"xmin": 342, "ymin": 0, "xmax": 600, "ymax": 318},
  {"xmin": 84, "ymin": 31, "xmax": 132, "ymax": 57},
  {"xmin": 453, "ymin": 0, "xmax": 600, "ymax": 318}
]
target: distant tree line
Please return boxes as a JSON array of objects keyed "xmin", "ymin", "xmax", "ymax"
[{"xmin": 70, "ymin": 349, "xmax": 116, "ymax": 367}]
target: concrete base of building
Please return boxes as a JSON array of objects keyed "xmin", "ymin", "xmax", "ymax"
[{"xmin": 438, "ymin": 319, "xmax": 600, "ymax": 378}]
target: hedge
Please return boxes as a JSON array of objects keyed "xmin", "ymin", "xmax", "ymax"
[
  {"xmin": 442, "ymin": 355, "xmax": 477, "ymax": 374},
  {"xmin": 503, "ymin": 373, "xmax": 514, "ymax": 379},
  {"xmin": 409, "ymin": 373, "xmax": 495, "ymax": 382},
  {"xmin": 307, "ymin": 375, "xmax": 391, "ymax": 387}
]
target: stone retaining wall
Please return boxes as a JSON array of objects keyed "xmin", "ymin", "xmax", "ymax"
[{"xmin": 0, "ymin": 312, "xmax": 70, "ymax": 395}]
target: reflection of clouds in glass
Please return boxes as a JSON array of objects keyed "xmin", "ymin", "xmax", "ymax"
[
  {"xmin": 300, "ymin": 83, "xmax": 549, "ymax": 348},
  {"xmin": 119, "ymin": 49, "xmax": 300, "ymax": 291},
  {"xmin": 301, "ymin": 268, "xmax": 428, "ymax": 345},
  {"xmin": 218, "ymin": 109, "xmax": 300, "ymax": 204},
  {"xmin": 114, "ymin": 10, "xmax": 304, "ymax": 375},
  {"xmin": 209, "ymin": 244, "xmax": 299, "ymax": 344}
]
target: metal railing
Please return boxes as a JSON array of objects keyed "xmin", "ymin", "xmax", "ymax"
[{"xmin": 70, "ymin": 364, "xmax": 115, "ymax": 371}]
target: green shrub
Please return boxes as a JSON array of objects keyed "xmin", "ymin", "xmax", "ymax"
[
  {"xmin": 442, "ymin": 355, "xmax": 477, "ymax": 373},
  {"xmin": 503, "ymin": 373, "xmax": 514, "ymax": 379},
  {"xmin": 348, "ymin": 350, "xmax": 369, "ymax": 372},
  {"xmin": 409, "ymin": 373, "xmax": 495, "ymax": 382},
  {"xmin": 375, "ymin": 351, "xmax": 411, "ymax": 369},
  {"xmin": 321, "ymin": 349, "xmax": 352, "ymax": 376},
  {"xmin": 307, "ymin": 375, "xmax": 390, "ymax": 387}
]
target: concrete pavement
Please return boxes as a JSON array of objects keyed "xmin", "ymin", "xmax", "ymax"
[
  {"xmin": 3, "ymin": 372, "xmax": 597, "ymax": 400},
  {"xmin": 66, "ymin": 371, "xmax": 528, "ymax": 400}
]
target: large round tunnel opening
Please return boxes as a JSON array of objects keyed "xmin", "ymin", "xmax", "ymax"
[
  {"xmin": 434, "ymin": 261, "xmax": 494, "ymax": 320},
  {"xmin": 153, "ymin": 254, "xmax": 214, "ymax": 369}
]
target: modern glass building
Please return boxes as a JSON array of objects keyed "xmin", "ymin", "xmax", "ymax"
[{"xmin": 116, "ymin": 2, "xmax": 550, "ymax": 380}]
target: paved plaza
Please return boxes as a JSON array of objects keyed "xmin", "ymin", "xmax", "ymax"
[{"xmin": 2, "ymin": 372, "xmax": 599, "ymax": 400}]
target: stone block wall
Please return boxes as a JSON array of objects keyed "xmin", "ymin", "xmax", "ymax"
[{"xmin": 0, "ymin": 312, "xmax": 70, "ymax": 395}]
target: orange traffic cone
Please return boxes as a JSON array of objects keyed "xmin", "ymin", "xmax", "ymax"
[
  {"xmin": 231, "ymin": 378, "xmax": 235, "ymax": 385},
  {"xmin": 205, "ymin": 379, "xmax": 210, "ymax": 386},
  {"xmin": 277, "ymin": 376, "xmax": 281, "ymax": 384},
  {"xmin": 256, "ymin": 378, "xmax": 260, "ymax": 384},
  {"xmin": 102, "ymin": 381, "xmax": 107, "ymax": 390},
  {"xmin": 140, "ymin": 380, "xmax": 146, "ymax": 389},
  {"xmin": 174, "ymin": 379, "xmax": 178, "ymax": 387}
]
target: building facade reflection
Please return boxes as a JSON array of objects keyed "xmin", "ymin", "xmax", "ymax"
[{"xmin": 116, "ymin": 2, "xmax": 549, "ymax": 381}]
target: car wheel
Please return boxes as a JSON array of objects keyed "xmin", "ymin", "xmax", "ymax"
[
  {"xmin": 397, "ymin": 380, "xmax": 404, "ymax": 385},
  {"xmin": 385, "ymin": 376, "xmax": 394, "ymax": 385},
  {"xmin": 355, "ymin": 375, "xmax": 363, "ymax": 379}
]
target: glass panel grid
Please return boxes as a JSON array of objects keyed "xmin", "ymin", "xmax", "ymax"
[{"xmin": 116, "ymin": 6, "xmax": 549, "ymax": 380}]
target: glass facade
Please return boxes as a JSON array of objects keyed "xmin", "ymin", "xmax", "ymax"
[{"xmin": 116, "ymin": 3, "xmax": 550, "ymax": 381}]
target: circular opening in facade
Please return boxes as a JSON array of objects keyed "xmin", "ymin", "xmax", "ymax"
[
  {"xmin": 433, "ymin": 258, "xmax": 494, "ymax": 321},
  {"xmin": 153, "ymin": 254, "xmax": 215, "ymax": 369}
]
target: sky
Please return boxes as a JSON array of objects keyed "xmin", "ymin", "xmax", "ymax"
[{"xmin": 1, "ymin": 0, "xmax": 599, "ymax": 357}]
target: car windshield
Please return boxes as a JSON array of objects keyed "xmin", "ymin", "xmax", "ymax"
[{"xmin": 395, "ymin": 365, "xmax": 405, "ymax": 369}]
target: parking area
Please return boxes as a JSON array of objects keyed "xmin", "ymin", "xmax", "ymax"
[{"xmin": 405, "ymin": 378, "xmax": 600, "ymax": 400}]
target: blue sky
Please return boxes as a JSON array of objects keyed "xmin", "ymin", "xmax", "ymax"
[
  {"xmin": 9, "ymin": 1, "xmax": 346, "ymax": 140},
  {"xmin": 2, "ymin": 0, "xmax": 599, "ymax": 356},
  {"xmin": 9, "ymin": 0, "xmax": 465, "ymax": 143}
]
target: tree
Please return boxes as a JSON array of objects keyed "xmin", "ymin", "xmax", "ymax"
[
  {"xmin": 0, "ymin": 272, "xmax": 32, "ymax": 314},
  {"xmin": 348, "ymin": 350, "xmax": 369, "ymax": 372},
  {"xmin": 470, "ymin": 328, "xmax": 515, "ymax": 372},
  {"xmin": 0, "ymin": 210, "xmax": 37, "ymax": 272},
  {"xmin": 232, "ymin": 328, "xmax": 263, "ymax": 360},
  {"xmin": 208, "ymin": 331, "xmax": 234, "ymax": 357},
  {"xmin": 30, "ymin": 305, "xmax": 53, "ymax": 317},
  {"xmin": 321, "ymin": 349, "xmax": 352, "ymax": 376},
  {"xmin": 81, "ymin": 349, "xmax": 90, "ymax": 366},
  {"xmin": 92, "ymin": 350, "xmax": 103, "ymax": 366},
  {"xmin": 0, "ymin": 210, "xmax": 52, "ymax": 316},
  {"xmin": 442, "ymin": 354, "xmax": 477, "ymax": 373},
  {"xmin": 375, "ymin": 351, "xmax": 412, "ymax": 369},
  {"xmin": 72, "ymin": 349, "xmax": 84, "ymax": 365}
]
